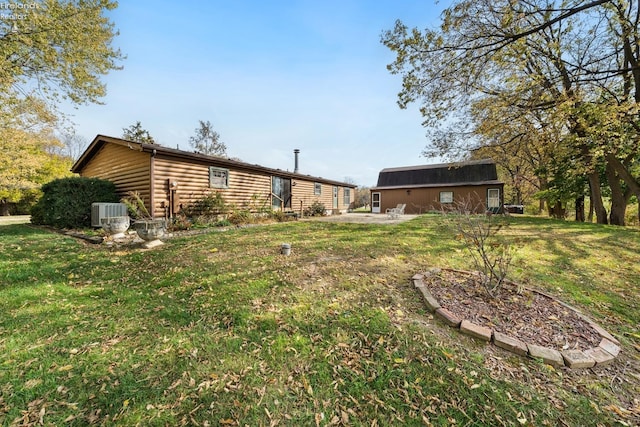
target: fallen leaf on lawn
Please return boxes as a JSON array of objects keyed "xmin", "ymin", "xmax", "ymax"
[
  {"xmin": 604, "ymin": 404, "xmax": 632, "ymax": 416},
  {"xmin": 24, "ymin": 379, "xmax": 42, "ymax": 389},
  {"xmin": 168, "ymin": 379, "xmax": 182, "ymax": 390},
  {"xmin": 58, "ymin": 365, "xmax": 73, "ymax": 372}
]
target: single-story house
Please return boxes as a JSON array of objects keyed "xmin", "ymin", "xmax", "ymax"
[
  {"xmin": 370, "ymin": 159, "xmax": 504, "ymax": 214},
  {"xmin": 71, "ymin": 135, "xmax": 356, "ymax": 218}
]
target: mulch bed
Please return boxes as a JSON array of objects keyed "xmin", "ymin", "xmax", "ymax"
[{"xmin": 423, "ymin": 269, "xmax": 603, "ymax": 351}]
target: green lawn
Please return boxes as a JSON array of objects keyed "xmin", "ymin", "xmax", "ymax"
[{"xmin": 1, "ymin": 215, "xmax": 639, "ymax": 426}]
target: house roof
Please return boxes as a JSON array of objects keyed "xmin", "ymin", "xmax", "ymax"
[
  {"xmin": 372, "ymin": 159, "xmax": 503, "ymax": 190},
  {"xmin": 72, "ymin": 135, "xmax": 357, "ymax": 188}
]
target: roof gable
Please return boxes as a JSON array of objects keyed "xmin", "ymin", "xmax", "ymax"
[{"xmin": 375, "ymin": 159, "xmax": 500, "ymax": 188}]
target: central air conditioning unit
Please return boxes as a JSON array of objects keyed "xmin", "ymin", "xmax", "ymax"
[{"xmin": 91, "ymin": 202, "xmax": 128, "ymax": 227}]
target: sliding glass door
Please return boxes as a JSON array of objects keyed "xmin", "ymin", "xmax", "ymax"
[{"xmin": 272, "ymin": 176, "xmax": 292, "ymax": 210}]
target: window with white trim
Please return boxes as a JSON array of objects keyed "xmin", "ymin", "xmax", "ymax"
[
  {"xmin": 314, "ymin": 182, "xmax": 322, "ymax": 195},
  {"xmin": 487, "ymin": 188, "xmax": 501, "ymax": 209},
  {"xmin": 209, "ymin": 167, "xmax": 229, "ymax": 188},
  {"xmin": 343, "ymin": 188, "xmax": 351, "ymax": 205},
  {"xmin": 439, "ymin": 191, "xmax": 453, "ymax": 203}
]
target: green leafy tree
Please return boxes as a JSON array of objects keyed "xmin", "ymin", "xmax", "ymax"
[
  {"xmin": 189, "ymin": 120, "xmax": 227, "ymax": 156},
  {"xmin": 1, "ymin": 0, "xmax": 123, "ymax": 111},
  {"xmin": 382, "ymin": 0, "xmax": 640, "ymax": 225},
  {"xmin": 122, "ymin": 121, "xmax": 156, "ymax": 144},
  {"xmin": 0, "ymin": 127, "xmax": 72, "ymax": 215}
]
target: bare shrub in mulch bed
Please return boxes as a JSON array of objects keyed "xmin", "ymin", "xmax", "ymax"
[{"xmin": 424, "ymin": 269, "xmax": 602, "ymax": 352}]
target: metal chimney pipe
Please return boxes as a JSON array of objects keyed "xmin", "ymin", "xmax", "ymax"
[{"xmin": 294, "ymin": 149, "xmax": 300, "ymax": 173}]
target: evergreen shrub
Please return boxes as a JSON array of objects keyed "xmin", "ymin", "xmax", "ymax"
[{"xmin": 31, "ymin": 177, "xmax": 118, "ymax": 228}]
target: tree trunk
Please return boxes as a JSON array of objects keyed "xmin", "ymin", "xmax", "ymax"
[
  {"xmin": 606, "ymin": 153, "xmax": 640, "ymax": 201},
  {"xmin": 608, "ymin": 190, "xmax": 627, "ymax": 226},
  {"xmin": 587, "ymin": 171, "xmax": 608, "ymax": 224},
  {"xmin": 575, "ymin": 196, "xmax": 585, "ymax": 222},
  {"xmin": 549, "ymin": 201, "xmax": 565, "ymax": 219},
  {"xmin": 537, "ymin": 176, "xmax": 548, "ymax": 214},
  {"xmin": 605, "ymin": 160, "xmax": 629, "ymax": 226},
  {"xmin": 0, "ymin": 199, "xmax": 9, "ymax": 216}
]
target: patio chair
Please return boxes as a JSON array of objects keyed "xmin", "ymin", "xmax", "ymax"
[{"xmin": 386, "ymin": 203, "xmax": 406, "ymax": 219}]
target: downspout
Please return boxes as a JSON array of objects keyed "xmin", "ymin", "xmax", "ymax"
[{"xmin": 150, "ymin": 149, "xmax": 156, "ymax": 219}]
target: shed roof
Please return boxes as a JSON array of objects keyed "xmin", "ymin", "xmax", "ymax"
[
  {"xmin": 72, "ymin": 135, "xmax": 357, "ymax": 188},
  {"xmin": 373, "ymin": 159, "xmax": 502, "ymax": 189}
]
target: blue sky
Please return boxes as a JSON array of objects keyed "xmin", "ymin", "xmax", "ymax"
[{"xmin": 63, "ymin": 1, "xmax": 448, "ymax": 187}]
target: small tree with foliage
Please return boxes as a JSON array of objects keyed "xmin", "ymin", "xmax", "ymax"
[
  {"xmin": 122, "ymin": 121, "xmax": 155, "ymax": 144},
  {"xmin": 189, "ymin": 120, "xmax": 227, "ymax": 156}
]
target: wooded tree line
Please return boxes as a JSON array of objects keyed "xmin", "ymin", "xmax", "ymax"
[{"xmin": 382, "ymin": 0, "xmax": 640, "ymax": 225}]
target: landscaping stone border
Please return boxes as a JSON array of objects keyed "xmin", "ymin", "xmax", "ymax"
[{"xmin": 412, "ymin": 268, "xmax": 621, "ymax": 369}]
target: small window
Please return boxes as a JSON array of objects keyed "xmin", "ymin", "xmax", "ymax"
[
  {"xmin": 209, "ymin": 167, "xmax": 229, "ymax": 188},
  {"xmin": 439, "ymin": 191, "xmax": 453, "ymax": 203},
  {"xmin": 343, "ymin": 188, "xmax": 351, "ymax": 205},
  {"xmin": 487, "ymin": 188, "xmax": 501, "ymax": 209},
  {"xmin": 314, "ymin": 182, "xmax": 322, "ymax": 195}
]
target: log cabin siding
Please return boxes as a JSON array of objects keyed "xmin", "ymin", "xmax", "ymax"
[
  {"xmin": 291, "ymin": 180, "xmax": 324, "ymax": 214},
  {"xmin": 153, "ymin": 158, "xmax": 354, "ymax": 217},
  {"xmin": 153, "ymin": 155, "xmax": 273, "ymax": 217},
  {"xmin": 80, "ymin": 143, "xmax": 151, "ymax": 207},
  {"xmin": 73, "ymin": 136, "xmax": 357, "ymax": 219},
  {"xmin": 291, "ymin": 182, "xmax": 353, "ymax": 214},
  {"xmin": 227, "ymin": 171, "xmax": 271, "ymax": 210},
  {"xmin": 320, "ymin": 184, "xmax": 337, "ymax": 212}
]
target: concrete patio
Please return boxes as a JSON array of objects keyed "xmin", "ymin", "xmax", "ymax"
[{"xmin": 301, "ymin": 212, "xmax": 419, "ymax": 224}]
